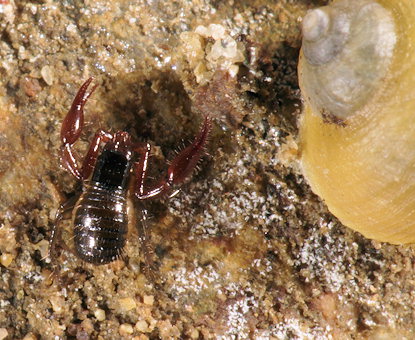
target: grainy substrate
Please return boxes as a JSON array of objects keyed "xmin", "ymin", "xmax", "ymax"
[{"xmin": 1, "ymin": 1, "xmax": 414, "ymax": 339}]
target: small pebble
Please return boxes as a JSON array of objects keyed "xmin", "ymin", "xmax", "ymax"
[
  {"xmin": 34, "ymin": 239, "xmax": 49, "ymax": 259},
  {"xmin": 189, "ymin": 329, "xmax": 199, "ymax": 339},
  {"xmin": 41, "ymin": 65, "xmax": 54, "ymax": 86},
  {"xmin": 19, "ymin": 76, "xmax": 41, "ymax": 97},
  {"xmin": 22, "ymin": 333, "xmax": 37, "ymax": 340},
  {"xmin": 81, "ymin": 319, "xmax": 94, "ymax": 334},
  {"xmin": 41, "ymin": 269, "xmax": 54, "ymax": 286},
  {"xmin": 119, "ymin": 323, "xmax": 134, "ymax": 336},
  {"xmin": 119, "ymin": 297, "xmax": 136, "ymax": 311},
  {"xmin": 94, "ymin": 308, "xmax": 106, "ymax": 321},
  {"xmin": 0, "ymin": 328, "xmax": 8, "ymax": 340},
  {"xmin": 49, "ymin": 295, "xmax": 65, "ymax": 313},
  {"xmin": 16, "ymin": 290, "xmax": 24, "ymax": 300},
  {"xmin": 143, "ymin": 295, "xmax": 154, "ymax": 306},
  {"xmin": 135, "ymin": 320, "xmax": 148, "ymax": 333},
  {"xmin": 0, "ymin": 253, "xmax": 14, "ymax": 267},
  {"xmin": 132, "ymin": 336, "xmax": 149, "ymax": 340}
]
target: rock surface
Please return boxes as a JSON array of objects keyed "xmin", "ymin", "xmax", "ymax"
[{"xmin": 1, "ymin": 0, "xmax": 415, "ymax": 339}]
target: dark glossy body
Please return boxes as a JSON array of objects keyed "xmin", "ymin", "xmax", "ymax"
[
  {"xmin": 73, "ymin": 150, "xmax": 131, "ymax": 264},
  {"xmin": 50, "ymin": 78, "xmax": 211, "ymax": 266}
]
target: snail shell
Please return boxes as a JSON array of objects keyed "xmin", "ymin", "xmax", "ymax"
[{"xmin": 298, "ymin": 0, "xmax": 415, "ymax": 244}]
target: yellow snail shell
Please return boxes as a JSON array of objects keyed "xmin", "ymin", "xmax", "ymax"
[{"xmin": 298, "ymin": 0, "xmax": 415, "ymax": 244}]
